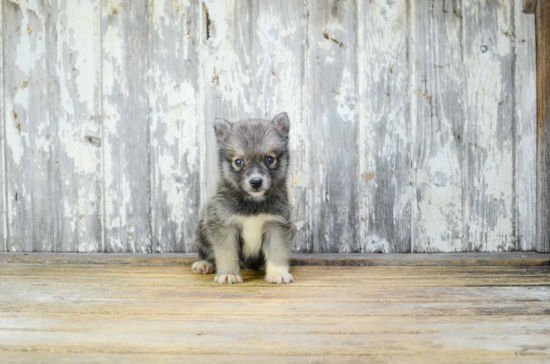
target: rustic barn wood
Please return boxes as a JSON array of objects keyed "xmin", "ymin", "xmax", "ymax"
[
  {"xmin": 51, "ymin": 0, "xmax": 103, "ymax": 253},
  {"xmin": 101, "ymin": 0, "xmax": 152, "ymax": 253},
  {"xmin": 411, "ymin": 0, "xmax": 465, "ymax": 252},
  {"xmin": 516, "ymin": 0, "xmax": 538, "ymax": 250},
  {"xmin": 464, "ymin": 0, "xmax": 516, "ymax": 251},
  {"xmin": 0, "ymin": 0, "xmax": 539, "ymax": 253},
  {"xmin": 358, "ymin": 0, "xmax": 411, "ymax": 253},
  {"xmin": 1, "ymin": 262, "xmax": 549, "ymax": 362},
  {"xmin": 308, "ymin": 0, "xmax": 359, "ymax": 253},
  {"xmin": 538, "ymin": 0, "xmax": 550, "ymax": 252},
  {"xmin": 4, "ymin": 0, "xmax": 54, "ymax": 252},
  {"xmin": 0, "ymin": 0, "xmax": 4, "ymax": 252},
  {"xmin": 149, "ymin": 0, "xmax": 201, "ymax": 253}
]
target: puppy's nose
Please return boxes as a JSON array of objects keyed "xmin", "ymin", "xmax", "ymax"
[{"xmin": 250, "ymin": 177, "xmax": 263, "ymax": 189}]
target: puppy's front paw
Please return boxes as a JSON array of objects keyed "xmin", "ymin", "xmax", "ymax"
[
  {"xmin": 214, "ymin": 273, "xmax": 243, "ymax": 284},
  {"xmin": 266, "ymin": 272, "xmax": 294, "ymax": 284},
  {"xmin": 192, "ymin": 260, "xmax": 214, "ymax": 274},
  {"xmin": 265, "ymin": 263, "xmax": 294, "ymax": 284}
]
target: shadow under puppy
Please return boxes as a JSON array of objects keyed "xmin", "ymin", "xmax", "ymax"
[{"xmin": 192, "ymin": 113, "xmax": 294, "ymax": 284}]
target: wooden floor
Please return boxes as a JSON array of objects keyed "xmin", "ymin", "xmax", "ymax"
[{"xmin": 1, "ymin": 258, "xmax": 550, "ymax": 363}]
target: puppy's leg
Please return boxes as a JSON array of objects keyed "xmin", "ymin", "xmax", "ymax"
[
  {"xmin": 262, "ymin": 222, "xmax": 293, "ymax": 284},
  {"xmin": 192, "ymin": 216, "xmax": 215, "ymax": 274},
  {"xmin": 212, "ymin": 225, "xmax": 243, "ymax": 284}
]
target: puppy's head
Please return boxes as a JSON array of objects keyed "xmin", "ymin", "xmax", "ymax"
[{"xmin": 214, "ymin": 113, "xmax": 290, "ymax": 199}]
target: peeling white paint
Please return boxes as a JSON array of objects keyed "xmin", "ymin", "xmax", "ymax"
[{"xmin": 1, "ymin": 0, "xmax": 538, "ymax": 253}]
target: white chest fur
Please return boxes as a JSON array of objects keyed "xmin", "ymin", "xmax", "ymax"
[{"xmin": 238, "ymin": 214, "xmax": 280, "ymax": 258}]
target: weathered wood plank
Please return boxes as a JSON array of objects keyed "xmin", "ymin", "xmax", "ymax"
[
  {"xmin": 3, "ymin": 265, "xmax": 549, "ymax": 289},
  {"xmin": 149, "ymin": 0, "xmax": 201, "ymax": 253},
  {"xmin": 1, "ymin": 315, "xmax": 550, "ymax": 353},
  {"xmin": 3, "ymin": 313, "xmax": 550, "ymax": 336},
  {"xmin": 411, "ymin": 0, "xmax": 464, "ymax": 252},
  {"xmin": 357, "ymin": 0, "xmax": 411, "ymax": 253},
  {"xmin": 5, "ymin": 277, "xmax": 550, "ymax": 303},
  {"xmin": 101, "ymin": 0, "xmax": 152, "ymax": 252},
  {"xmin": 2, "ymin": 330, "xmax": 550, "ymax": 358},
  {"xmin": 308, "ymin": 0, "xmax": 358, "ymax": 252},
  {"xmin": 2, "ymin": 353, "xmax": 550, "ymax": 364},
  {"xmin": 537, "ymin": 0, "xmax": 550, "ymax": 252},
  {"xmin": 4, "ymin": 295, "xmax": 550, "ymax": 315},
  {"xmin": 0, "ymin": 0, "xmax": 4, "ymax": 252},
  {"xmin": 50, "ymin": 0, "xmax": 102, "ymax": 252},
  {"xmin": 200, "ymin": 0, "xmax": 307, "ymax": 250},
  {"xmin": 514, "ymin": 0, "xmax": 538, "ymax": 251},
  {"xmin": 0, "ymin": 264, "xmax": 550, "ymax": 363},
  {"xmin": 463, "ymin": 0, "xmax": 516, "ymax": 251},
  {"xmin": 3, "ymin": 0, "xmax": 53, "ymax": 252},
  {"xmin": 0, "ymin": 1, "xmax": 541, "ymax": 254}
]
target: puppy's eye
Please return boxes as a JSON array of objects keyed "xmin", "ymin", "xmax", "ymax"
[
  {"xmin": 234, "ymin": 159, "xmax": 244, "ymax": 167},
  {"xmin": 265, "ymin": 156, "xmax": 275, "ymax": 165}
]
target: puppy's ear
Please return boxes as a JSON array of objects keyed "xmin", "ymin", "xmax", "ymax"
[
  {"xmin": 271, "ymin": 112, "xmax": 290, "ymax": 140},
  {"xmin": 214, "ymin": 118, "xmax": 232, "ymax": 144}
]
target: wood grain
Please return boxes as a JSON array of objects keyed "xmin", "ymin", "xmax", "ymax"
[
  {"xmin": 101, "ymin": 0, "xmax": 152, "ymax": 253},
  {"xmin": 50, "ymin": 0, "xmax": 102, "ymax": 252},
  {"xmin": 0, "ymin": 1, "xmax": 541, "ymax": 253},
  {"xmin": 4, "ymin": 0, "xmax": 53, "ymax": 252},
  {"xmin": 308, "ymin": 0, "xmax": 359, "ymax": 253},
  {"xmin": 149, "ymin": 0, "xmax": 201, "ymax": 253},
  {"xmin": 1, "ymin": 352, "xmax": 549, "ymax": 364},
  {"xmin": 0, "ymin": 0, "xmax": 4, "ymax": 252},
  {"xmin": 463, "ymin": 0, "xmax": 516, "ymax": 251},
  {"xmin": 537, "ymin": 0, "xmax": 550, "ymax": 252},
  {"xmin": 357, "ymin": 0, "xmax": 411, "ymax": 253},
  {"xmin": 0, "ymin": 264, "xmax": 549, "ymax": 362},
  {"xmin": 411, "ymin": 0, "xmax": 465, "ymax": 252},
  {"xmin": 515, "ymin": 0, "xmax": 538, "ymax": 250}
]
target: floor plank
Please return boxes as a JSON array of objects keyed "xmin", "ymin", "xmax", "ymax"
[{"xmin": 0, "ymin": 264, "xmax": 549, "ymax": 362}]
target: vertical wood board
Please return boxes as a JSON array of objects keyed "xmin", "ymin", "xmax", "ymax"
[
  {"xmin": 411, "ymin": 0, "xmax": 465, "ymax": 252},
  {"xmin": 149, "ymin": 0, "xmax": 201, "ymax": 253},
  {"xmin": 357, "ymin": 0, "xmax": 411, "ymax": 253},
  {"xmin": 101, "ymin": 0, "xmax": 151, "ymax": 253},
  {"xmin": 0, "ymin": 0, "xmax": 4, "ymax": 252},
  {"xmin": 514, "ymin": 0, "xmax": 537, "ymax": 251},
  {"xmin": 537, "ymin": 0, "xmax": 550, "ymax": 252},
  {"xmin": 50, "ymin": 0, "xmax": 102, "ymax": 252},
  {"xmin": 3, "ymin": 0, "xmax": 53, "ymax": 252},
  {"xmin": 308, "ymin": 0, "xmax": 359, "ymax": 253},
  {"xmin": 463, "ymin": 0, "xmax": 516, "ymax": 251}
]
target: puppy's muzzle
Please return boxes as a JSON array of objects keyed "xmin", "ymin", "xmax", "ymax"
[{"xmin": 249, "ymin": 177, "xmax": 263, "ymax": 189}]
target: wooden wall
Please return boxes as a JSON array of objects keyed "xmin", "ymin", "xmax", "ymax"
[{"xmin": 1, "ymin": 0, "xmax": 539, "ymax": 253}]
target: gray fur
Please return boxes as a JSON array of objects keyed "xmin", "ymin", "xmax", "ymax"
[{"xmin": 194, "ymin": 113, "xmax": 294, "ymax": 284}]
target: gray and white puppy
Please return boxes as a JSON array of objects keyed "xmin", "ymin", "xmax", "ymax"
[{"xmin": 192, "ymin": 113, "xmax": 294, "ymax": 285}]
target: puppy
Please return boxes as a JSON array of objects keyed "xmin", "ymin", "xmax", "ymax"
[{"xmin": 192, "ymin": 113, "xmax": 294, "ymax": 284}]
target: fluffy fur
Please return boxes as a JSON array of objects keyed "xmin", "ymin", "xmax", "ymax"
[{"xmin": 192, "ymin": 113, "xmax": 294, "ymax": 284}]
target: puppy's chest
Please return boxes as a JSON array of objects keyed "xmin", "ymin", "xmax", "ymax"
[{"xmin": 238, "ymin": 214, "xmax": 279, "ymax": 257}]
